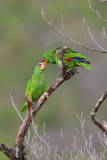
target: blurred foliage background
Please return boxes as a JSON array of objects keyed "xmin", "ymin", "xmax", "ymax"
[{"xmin": 0, "ymin": 0, "xmax": 107, "ymax": 159}]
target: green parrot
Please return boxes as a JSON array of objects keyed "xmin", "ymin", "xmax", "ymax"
[
  {"xmin": 21, "ymin": 62, "xmax": 47, "ymax": 112},
  {"xmin": 41, "ymin": 47, "xmax": 92, "ymax": 71}
]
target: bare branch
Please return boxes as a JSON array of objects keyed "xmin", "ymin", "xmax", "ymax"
[
  {"xmin": 97, "ymin": 132, "xmax": 107, "ymax": 153},
  {"xmin": 90, "ymin": 91, "xmax": 107, "ymax": 134},
  {"xmin": 101, "ymin": 27, "xmax": 107, "ymax": 39},
  {"xmin": 41, "ymin": 8, "xmax": 107, "ymax": 53},
  {"xmin": 87, "ymin": 25, "xmax": 107, "ymax": 52},
  {"xmin": 28, "ymin": 112, "xmax": 107, "ymax": 159},
  {"xmin": 88, "ymin": 0, "xmax": 107, "ymax": 21},
  {"xmin": 100, "ymin": 0, "xmax": 107, "ymax": 2},
  {"xmin": 0, "ymin": 143, "xmax": 15, "ymax": 160},
  {"xmin": 75, "ymin": 112, "xmax": 107, "ymax": 159}
]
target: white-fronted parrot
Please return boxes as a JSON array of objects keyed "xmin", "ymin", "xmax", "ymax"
[
  {"xmin": 21, "ymin": 62, "xmax": 47, "ymax": 112},
  {"xmin": 41, "ymin": 47, "xmax": 92, "ymax": 71}
]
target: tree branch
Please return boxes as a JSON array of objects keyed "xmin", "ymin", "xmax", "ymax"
[
  {"xmin": 90, "ymin": 91, "xmax": 107, "ymax": 134},
  {"xmin": 41, "ymin": 8, "xmax": 107, "ymax": 53},
  {"xmin": 0, "ymin": 143, "xmax": 15, "ymax": 160},
  {"xmin": 14, "ymin": 46, "xmax": 80, "ymax": 158}
]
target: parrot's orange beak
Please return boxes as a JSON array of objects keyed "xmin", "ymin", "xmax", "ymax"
[
  {"xmin": 44, "ymin": 62, "xmax": 48, "ymax": 66},
  {"xmin": 40, "ymin": 62, "xmax": 48, "ymax": 70}
]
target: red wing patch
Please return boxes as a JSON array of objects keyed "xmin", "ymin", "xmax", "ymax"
[{"xmin": 64, "ymin": 58, "xmax": 72, "ymax": 62}]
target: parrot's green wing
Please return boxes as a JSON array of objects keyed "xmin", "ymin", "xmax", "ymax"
[
  {"xmin": 64, "ymin": 48, "xmax": 86, "ymax": 59},
  {"xmin": 61, "ymin": 47, "xmax": 92, "ymax": 71}
]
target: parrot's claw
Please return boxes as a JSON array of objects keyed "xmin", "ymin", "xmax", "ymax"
[{"xmin": 26, "ymin": 92, "xmax": 32, "ymax": 114}]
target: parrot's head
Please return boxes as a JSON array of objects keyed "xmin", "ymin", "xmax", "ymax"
[
  {"xmin": 41, "ymin": 49, "xmax": 56, "ymax": 64},
  {"xmin": 35, "ymin": 62, "xmax": 47, "ymax": 73}
]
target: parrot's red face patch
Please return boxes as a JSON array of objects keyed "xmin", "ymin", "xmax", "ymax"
[{"xmin": 41, "ymin": 57, "xmax": 45, "ymax": 62}]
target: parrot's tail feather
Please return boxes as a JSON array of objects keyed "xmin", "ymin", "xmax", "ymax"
[
  {"xmin": 21, "ymin": 102, "xmax": 27, "ymax": 112},
  {"xmin": 86, "ymin": 61, "xmax": 90, "ymax": 64},
  {"xmin": 80, "ymin": 63, "xmax": 93, "ymax": 71}
]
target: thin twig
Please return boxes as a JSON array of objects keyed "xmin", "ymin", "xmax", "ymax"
[
  {"xmin": 87, "ymin": 25, "xmax": 107, "ymax": 52},
  {"xmin": 100, "ymin": 0, "xmax": 107, "ymax": 2},
  {"xmin": 101, "ymin": 27, "xmax": 107, "ymax": 39},
  {"xmin": 81, "ymin": 18, "xmax": 86, "ymax": 44},
  {"xmin": 10, "ymin": 94, "xmax": 24, "ymax": 121},
  {"xmin": 88, "ymin": 0, "xmax": 107, "ymax": 21}
]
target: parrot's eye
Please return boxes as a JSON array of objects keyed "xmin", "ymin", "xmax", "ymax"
[{"xmin": 42, "ymin": 57, "xmax": 45, "ymax": 62}]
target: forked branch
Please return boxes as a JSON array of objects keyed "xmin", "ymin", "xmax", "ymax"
[{"xmin": 90, "ymin": 91, "xmax": 107, "ymax": 134}]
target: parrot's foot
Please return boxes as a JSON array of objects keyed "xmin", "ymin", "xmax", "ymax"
[
  {"xmin": 27, "ymin": 92, "xmax": 32, "ymax": 114},
  {"xmin": 44, "ymin": 92, "xmax": 49, "ymax": 100}
]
